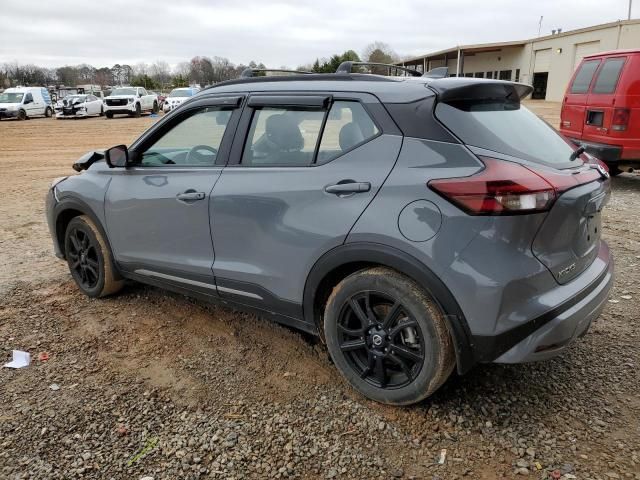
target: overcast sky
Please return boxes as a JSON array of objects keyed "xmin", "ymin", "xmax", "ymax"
[{"xmin": 0, "ymin": 0, "xmax": 636, "ymax": 69}]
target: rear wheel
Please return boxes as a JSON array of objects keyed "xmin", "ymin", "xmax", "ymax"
[
  {"xmin": 17, "ymin": 109, "xmax": 27, "ymax": 121},
  {"xmin": 64, "ymin": 215, "xmax": 124, "ymax": 298},
  {"xmin": 99, "ymin": 106, "xmax": 104, "ymax": 117},
  {"xmin": 324, "ymin": 267, "xmax": 455, "ymax": 405},
  {"xmin": 44, "ymin": 106, "xmax": 53, "ymax": 118},
  {"xmin": 152, "ymin": 101, "xmax": 158, "ymax": 114},
  {"xmin": 606, "ymin": 164, "xmax": 623, "ymax": 176},
  {"xmin": 105, "ymin": 111, "xmax": 113, "ymax": 119}
]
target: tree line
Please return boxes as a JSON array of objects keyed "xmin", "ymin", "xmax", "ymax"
[{"xmin": 0, "ymin": 42, "xmax": 399, "ymax": 91}]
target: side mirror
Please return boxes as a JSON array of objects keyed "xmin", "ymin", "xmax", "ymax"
[{"xmin": 105, "ymin": 145, "xmax": 129, "ymax": 168}]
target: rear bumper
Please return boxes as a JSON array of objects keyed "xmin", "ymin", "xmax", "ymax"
[
  {"xmin": 568, "ymin": 137, "xmax": 640, "ymax": 163},
  {"xmin": 473, "ymin": 241, "xmax": 613, "ymax": 364}
]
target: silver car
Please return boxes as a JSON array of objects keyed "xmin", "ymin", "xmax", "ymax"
[{"xmin": 46, "ymin": 69, "xmax": 614, "ymax": 405}]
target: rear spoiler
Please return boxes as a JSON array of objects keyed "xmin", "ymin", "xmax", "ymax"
[{"xmin": 427, "ymin": 79, "xmax": 533, "ymax": 103}]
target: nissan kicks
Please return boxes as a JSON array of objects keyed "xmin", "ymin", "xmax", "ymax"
[{"xmin": 46, "ymin": 71, "xmax": 614, "ymax": 405}]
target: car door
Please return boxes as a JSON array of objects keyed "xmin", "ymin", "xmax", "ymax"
[
  {"xmin": 86, "ymin": 95, "xmax": 97, "ymax": 115},
  {"xmin": 583, "ymin": 56, "xmax": 628, "ymax": 142},
  {"xmin": 23, "ymin": 92, "xmax": 38, "ymax": 116},
  {"xmin": 561, "ymin": 59, "xmax": 600, "ymax": 140},
  {"xmin": 210, "ymin": 93, "xmax": 402, "ymax": 321},
  {"xmin": 104, "ymin": 96, "xmax": 242, "ymax": 295}
]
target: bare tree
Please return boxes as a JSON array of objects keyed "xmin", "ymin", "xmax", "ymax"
[{"xmin": 150, "ymin": 60, "xmax": 171, "ymax": 91}]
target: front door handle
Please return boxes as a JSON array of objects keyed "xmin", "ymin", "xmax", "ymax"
[
  {"xmin": 325, "ymin": 181, "xmax": 371, "ymax": 195},
  {"xmin": 176, "ymin": 190, "xmax": 205, "ymax": 202}
]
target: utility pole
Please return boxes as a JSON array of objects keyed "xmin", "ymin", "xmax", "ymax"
[
  {"xmin": 629, "ymin": 0, "xmax": 633, "ymax": 20},
  {"xmin": 538, "ymin": 15, "xmax": 543, "ymax": 36}
]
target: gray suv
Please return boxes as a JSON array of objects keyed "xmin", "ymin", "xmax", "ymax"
[{"xmin": 46, "ymin": 70, "xmax": 614, "ymax": 405}]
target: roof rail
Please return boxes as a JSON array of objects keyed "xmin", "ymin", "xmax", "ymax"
[
  {"xmin": 423, "ymin": 66, "xmax": 449, "ymax": 79},
  {"xmin": 240, "ymin": 68, "xmax": 313, "ymax": 78},
  {"xmin": 335, "ymin": 61, "xmax": 422, "ymax": 77}
]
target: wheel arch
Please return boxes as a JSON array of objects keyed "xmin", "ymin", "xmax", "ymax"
[
  {"xmin": 53, "ymin": 197, "xmax": 123, "ymax": 281},
  {"xmin": 303, "ymin": 242, "xmax": 475, "ymax": 374}
]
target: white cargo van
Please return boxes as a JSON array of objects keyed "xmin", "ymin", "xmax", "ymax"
[{"xmin": 0, "ymin": 87, "xmax": 53, "ymax": 120}]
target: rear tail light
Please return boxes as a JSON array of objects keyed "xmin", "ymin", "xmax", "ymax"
[
  {"xmin": 429, "ymin": 158, "xmax": 557, "ymax": 215},
  {"xmin": 429, "ymin": 157, "xmax": 603, "ymax": 215},
  {"xmin": 611, "ymin": 108, "xmax": 630, "ymax": 131}
]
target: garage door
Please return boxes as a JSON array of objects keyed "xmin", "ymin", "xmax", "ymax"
[
  {"xmin": 534, "ymin": 49, "xmax": 552, "ymax": 72},
  {"xmin": 574, "ymin": 41, "xmax": 601, "ymax": 68}
]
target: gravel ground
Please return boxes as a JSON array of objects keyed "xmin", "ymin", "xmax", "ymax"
[{"xmin": 0, "ymin": 115, "xmax": 639, "ymax": 479}]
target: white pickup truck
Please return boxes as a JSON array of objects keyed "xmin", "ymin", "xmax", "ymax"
[{"xmin": 104, "ymin": 87, "xmax": 158, "ymax": 118}]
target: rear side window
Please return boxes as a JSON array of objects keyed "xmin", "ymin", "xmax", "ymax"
[
  {"xmin": 435, "ymin": 101, "xmax": 576, "ymax": 166},
  {"xmin": 592, "ymin": 58, "xmax": 626, "ymax": 94},
  {"xmin": 317, "ymin": 101, "xmax": 379, "ymax": 163},
  {"xmin": 242, "ymin": 107, "xmax": 324, "ymax": 166},
  {"xmin": 570, "ymin": 60, "xmax": 600, "ymax": 93}
]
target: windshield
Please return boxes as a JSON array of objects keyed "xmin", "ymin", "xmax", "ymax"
[
  {"xmin": 111, "ymin": 88, "xmax": 137, "ymax": 96},
  {"xmin": 169, "ymin": 89, "xmax": 193, "ymax": 97},
  {"xmin": 435, "ymin": 101, "xmax": 577, "ymax": 166},
  {"xmin": 0, "ymin": 92, "xmax": 24, "ymax": 103}
]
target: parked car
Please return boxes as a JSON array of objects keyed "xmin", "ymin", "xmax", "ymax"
[
  {"xmin": 560, "ymin": 48, "xmax": 640, "ymax": 175},
  {"xmin": 46, "ymin": 71, "xmax": 614, "ymax": 405},
  {"xmin": 0, "ymin": 87, "xmax": 53, "ymax": 120},
  {"xmin": 163, "ymin": 87, "xmax": 199, "ymax": 113},
  {"xmin": 55, "ymin": 94, "xmax": 104, "ymax": 119},
  {"xmin": 103, "ymin": 86, "xmax": 158, "ymax": 118}
]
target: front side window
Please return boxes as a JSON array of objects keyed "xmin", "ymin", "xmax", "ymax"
[
  {"xmin": 24, "ymin": 93, "xmax": 33, "ymax": 103},
  {"xmin": 140, "ymin": 107, "xmax": 232, "ymax": 167},
  {"xmin": 592, "ymin": 58, "xmax": 626, "ymax": 94},
  {"xmin": 570, "ymin": 60, "xmax": 600, "ymax": 93},
  {"xmin": 242, "ymin": 107, "xmax": 324, "ymax": 166},
  {"xmin": 317, "ymin": 101, "xmax": 379, "ymax": 163}
]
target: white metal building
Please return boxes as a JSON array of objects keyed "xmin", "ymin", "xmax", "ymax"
[{"xmin": 399, "ymin": 19, "xmax": 640, "ymax": 101}]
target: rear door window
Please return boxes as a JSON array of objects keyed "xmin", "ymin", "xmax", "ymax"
[
  {"xmin": 592, "ymin": 58, "xmax": 626, "ymax": 94},
  {"xmin": 570, "ymin": 60, "xmax": 600, "ymax": 94},
  {"xmin": 317, "ymin": 101, "xmax": 379, "ymax": 163},
  {"xmin": 435, "ymin": 101, "xmax": 576, "ymax": 166}
]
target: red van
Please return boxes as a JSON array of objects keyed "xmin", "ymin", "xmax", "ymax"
[{"xmin": 560, "ymin": 49, "xmax": 640, "ymax": 175}]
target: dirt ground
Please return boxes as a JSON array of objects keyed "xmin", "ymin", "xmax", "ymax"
[{"xmin": 0, "ymin": 113, "xmax": 639, "ymax": 479}]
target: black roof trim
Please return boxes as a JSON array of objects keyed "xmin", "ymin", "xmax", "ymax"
[
  {"xmin": 240, "ymin": 68, "xmax": 313, "ymax": 78},
  {"xmin": 336, "ymin": 61, "xmax": 422, "ymax": 77},
  {"xmin": 205, "ymin": 73, "xmax": 397, "ymax": 90}
]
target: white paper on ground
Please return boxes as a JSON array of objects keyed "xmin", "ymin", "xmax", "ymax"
[{"xmin": 3, "ymin": 350, "xmax": 31, "ymax": 369}]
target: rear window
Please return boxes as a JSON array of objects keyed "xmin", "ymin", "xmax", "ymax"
[
  {"xmin": 592, "ymin": 58, "xmax": 626, "ymax": 94},
  {"xmin": 435, "ymin": 101, "xmax": 576, "ymax": 166},
  {"xmin": 570, "ymin": 60, "xmax": 600, "ymax": 94}
]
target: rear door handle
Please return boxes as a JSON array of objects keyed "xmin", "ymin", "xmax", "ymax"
[
  {"xmin": 176, "ymin": 190, "xmax": 205, "ymax": 202},
  {"xmin": 325, "ymin": 181, "xmax": 371, "ymax": 195}
]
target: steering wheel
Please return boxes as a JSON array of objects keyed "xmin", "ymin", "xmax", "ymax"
[{"xmin": 185, "ymin": 145, "xmax": 218, "ymax": 164}]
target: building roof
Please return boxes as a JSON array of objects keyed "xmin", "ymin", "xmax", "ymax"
[{"xmin": 400, "ymin": 18, "xmax": 640, "ymax": 64}]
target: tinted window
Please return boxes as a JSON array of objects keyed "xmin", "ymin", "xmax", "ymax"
[
  {"xmin": 592, "ymin": 58, "xmax": 626, "ymax": 94},
  {"xmin": 24, "ymin": 93, "xmax": 33, "ymax": 102},
  {"xmin": 570, "ymin": 60, "xmax": 600, "ymax": 93},
  {"xmin": 435, "ymin": 101, "xmax": 576, "ymax": 166},
  {"xmin": 317, "ymin": 101, "xmax": 379, "ymax": 163},
  {"xmin": 141, "ymin": 107, "xmax": 232, "ymax": 166},
  {"xmin": 242, "ymin": 107, "xmax": 324, "ymax": 166}
]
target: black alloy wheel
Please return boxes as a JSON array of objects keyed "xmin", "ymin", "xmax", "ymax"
[
  {"xmin": 66, "ymin": 226, "xmax": 100, "ymax": 290},
  {"xmin": 337, "ymin": 291, "xmax": 425, "ymax": 389}
]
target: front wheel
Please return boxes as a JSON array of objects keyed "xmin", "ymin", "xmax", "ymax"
[
  {"xmin": 132, "ymin": 103, "xmax": 141, "ymax": 118},
  {"xmin": 99, "ymin": 106, "xmax": 104, "ymax": 117},
  {"xmin": 64, "ymin": 215, "xmax": 124, "ymax": 298},
  {"xmin": 17, "ymin": 109, "xmax": 27, "ymax": 121},
  {"xmin": 324, "ymin": 267, "xmax": 455, "ymax": 405},
  {"xmin": 105, "ymin": 111, "xmax": 113, "ymax": 119},
  {"xmin": 152, "ymin": 101, "xmax": 158, "ymax": 114}
]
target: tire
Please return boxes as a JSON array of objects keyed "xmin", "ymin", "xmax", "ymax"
[
  {"xmin": 17, "ymin": 109, "xmax": 27, "ymax": 121},
  {"xmin": 99, "ymin": 106, "xmax": 104, "ymax": 117},
  {"xmin": 152, "ymin": 101, "xmax": 158, "ymax": 114},
  {"xmin": 64, "ymin": 215, "xmax": 124, "ymax": 298},
  {"xmin": 606, "ymin": 164, "xmax": 623, "ymax": 176},
  {"xmin": 105, "ymin": 111, "xmax": 113, "ymax": 119},
  {"xmin": 44, "ymin": 106, "xmax": 53, "ymax": 118},
  {"xmin": 133, "ymin": 103, "xmax": 141, "ymax": 118},
  {"xmin": 324, "ymin": 267, "xmax": 455, "ymax": 405}
]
